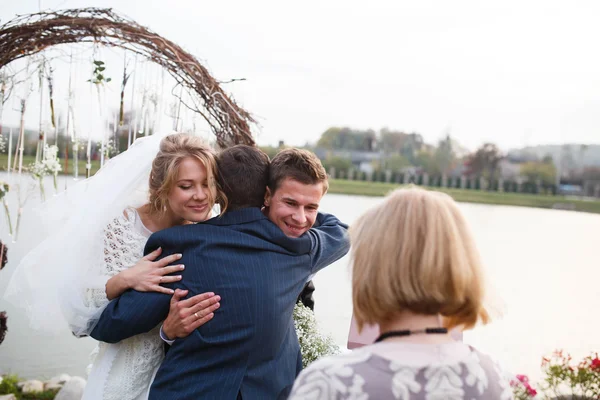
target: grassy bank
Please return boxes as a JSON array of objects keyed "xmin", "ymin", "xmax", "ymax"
[
  {"xmin": 328, "ymin": 179, "xmax": 600, "ymax": 214},
  {"xmin": 0, "ymin": 154, "xmax": 101, "ymax": 176}
]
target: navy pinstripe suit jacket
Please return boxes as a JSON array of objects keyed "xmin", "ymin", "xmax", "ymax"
[{"xmin": 91, "ymin": 208, "xmax": 349, "ymax": 400}]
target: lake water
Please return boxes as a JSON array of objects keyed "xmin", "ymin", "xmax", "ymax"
[{"xmin": 0, "ymin": 172, "xmax": 599, "ymax": 383}]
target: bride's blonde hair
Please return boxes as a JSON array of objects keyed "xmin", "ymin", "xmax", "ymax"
[{"xmin": 148, "ymin": 133, "xmax": 226, "ymax": 215}]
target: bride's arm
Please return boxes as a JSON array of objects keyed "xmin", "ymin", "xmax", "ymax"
[
  {"xmin": 104, "ymin": 248, "xmax": 185, "ymax": 300},
  {"xmin": 90, "ymin": 230, "xmax": 185, "ymax": 342},
  {"xmin": 84, "ymin": 213, "xmax": 185, "ymax": 308}
]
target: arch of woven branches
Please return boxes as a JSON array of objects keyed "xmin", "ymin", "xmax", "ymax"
[{"xmin": 0, "ymin": 7, "xmax": 255, "ymax": 147}]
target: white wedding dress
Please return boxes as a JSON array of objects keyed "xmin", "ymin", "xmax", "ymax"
[
  {"xmin": 82, "ymin": 207, "xmax": 164, "ymax": 400},
  {"xmin": 3, "ymin": 133, "xmax": 177, "ymax": 400}
]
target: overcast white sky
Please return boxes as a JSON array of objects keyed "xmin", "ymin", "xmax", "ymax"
[{"xmin": 2, "ymin": 0, "xmax": 600, "ymax": 150}]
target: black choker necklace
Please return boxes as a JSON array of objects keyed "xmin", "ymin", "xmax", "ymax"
[{"xmin": 375, "ymin": 328, "xmax": 448, "ymax": 343}]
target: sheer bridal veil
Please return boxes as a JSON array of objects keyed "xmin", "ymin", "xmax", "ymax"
[{"xmin": 3, "ymin": 132, "xmax": 170, "ymax": 335}]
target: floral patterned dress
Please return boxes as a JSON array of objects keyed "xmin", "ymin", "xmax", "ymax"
[{"xmin": 289, "ymin": 341, "xmax": 514, "ymax": 399}]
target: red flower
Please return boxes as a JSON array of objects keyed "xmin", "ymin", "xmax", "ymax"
[
  {"xmin": 554, "ymin": 349, "xmax": 564, "ymax": 357},
  {"xmin": 512, "ymin": 374, "xmax": 538, "ymax": 397},
  {"xmin": 591, "ymin": 358, "xmax": 600, "ymax": 370},
  {"xmin": 541, "ymin": 357, "xmax": 550, "ymax": 367}
]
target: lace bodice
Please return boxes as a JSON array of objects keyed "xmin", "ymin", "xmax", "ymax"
[
  {"xmin": 85, "ymin": 208, "xmax": 152, "ymax": 308},
  {"xmin": 85, "ymin": 208, "xmax": 164, "ymax": 400}
]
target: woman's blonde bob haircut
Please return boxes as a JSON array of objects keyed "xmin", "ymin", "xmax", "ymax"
[
  {"xmin": 148, "ymin": 133, "xmax": 226, "ymax": 215},
  {"xmin": 351, "ymin": 187, "xmax": 490, "ymax": 332}
]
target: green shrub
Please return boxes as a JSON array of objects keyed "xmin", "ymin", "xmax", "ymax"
[
  {"xmin": 21, "ymin": 390, "xmax": 59, "ymax": 400},
  {"xmin": 0, "ymin": 375, "xmax": 59, "ymax": 400},
  {"xmin": 0, "ymin": 374, "xmax": 19, "ymax": 395}
]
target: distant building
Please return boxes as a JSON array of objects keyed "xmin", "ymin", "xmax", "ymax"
[
  {"xmin": 498, "ymin": 158, "xmax": 522, "ymax": 179},
  {"xmin": 314, "ymin": 149, "xmax": 383, "ymax": 173},
  {"xmin": 582, "ymin": 180, "xmax": 600, "ymax": 198},
  {"xmin": 448, "ymin": 163, "xmax": 466, "ymax": 178}
]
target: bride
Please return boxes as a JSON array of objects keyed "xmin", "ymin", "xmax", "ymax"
[{"xmin": 4, "ymin": 132, "xmax": 223, "ymax": 400}]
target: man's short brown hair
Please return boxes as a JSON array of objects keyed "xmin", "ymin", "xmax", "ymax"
[
  {"xmin": 268, "ymin": 148, "xmax": 328, "ymax": 194},
  {"xmin": 217, "ymin": 145, "xmax": 270, "ymax": 211}
]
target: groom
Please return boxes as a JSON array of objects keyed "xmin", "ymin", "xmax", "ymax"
[{"xmin": 91, "ymin": 145, "xmax": 349, "ymax": 399}]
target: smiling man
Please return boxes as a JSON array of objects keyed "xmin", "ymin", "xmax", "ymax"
[
  {"xmin": 264, "ymin": 148, "xmax": 329, "ymax": 311},
  {"xmin": 264, "ymin": 148, "xmax": 328, "ymax": 237}
]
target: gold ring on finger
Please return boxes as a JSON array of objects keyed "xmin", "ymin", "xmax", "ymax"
[{"xmin": 194, "ymin": 312, "xmax": 199, "ymax": 319}]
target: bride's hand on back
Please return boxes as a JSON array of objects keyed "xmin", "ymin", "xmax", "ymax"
[
  {"xmin": 106, "ymin": 248, "xmax": 185, "ymax": 299},
  {"xmin": 125, "ymin": 247, "xmax": 185, "ymax": 294},
  {"xmin": 162, "ymin": 289, "xmax": 221, "ymax": 340}
]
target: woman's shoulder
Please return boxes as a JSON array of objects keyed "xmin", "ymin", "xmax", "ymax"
[
  {"xmin": 104, "ymin": 207, "xmax": 150, "ymax": 237},
  {"xmin": 290, "ymin": 348, "xmax": 375, "ymax": 398},
  {"xmin": 104, "ymin": 207, "xmax": 135, "ymax": 230},
  {"xmin": 466, "ymin": 346, "xmax": 515, "ymax": 395},
  {"xmin": 121, "ymin": 206, "xmax": 138, "ymax": 221},
  {"xmin": 303, "ymin": 347, "xmax": 374, "ymax": 372}
]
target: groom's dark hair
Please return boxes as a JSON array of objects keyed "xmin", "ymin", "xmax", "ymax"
[{"xmin": 217, "ymin": 145, "xmax": 270, "ymax": 211}]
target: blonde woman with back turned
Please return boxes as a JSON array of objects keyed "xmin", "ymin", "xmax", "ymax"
[{"xmin": 289, "ymin": 187, "xmax": 513, "ymax": 399}]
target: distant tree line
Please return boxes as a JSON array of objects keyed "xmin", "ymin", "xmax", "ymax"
[{"xmin": 261, "ymin": 127, "xmax": 597, "ymax": 190}]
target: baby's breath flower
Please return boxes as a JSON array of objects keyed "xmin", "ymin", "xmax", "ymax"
[{"xmin": 293, "ymin": 302, "xmax": 340, "ymax": 368}]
